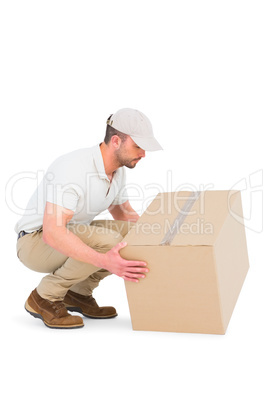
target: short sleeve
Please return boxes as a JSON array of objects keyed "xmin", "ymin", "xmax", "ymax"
[
  {"xmin": 44, "ymin": 158, "xmax": 81, "ymax": 211},
  {"xmin": 46, "ymin": 186, "xmax": 79, "ymax": 211}
]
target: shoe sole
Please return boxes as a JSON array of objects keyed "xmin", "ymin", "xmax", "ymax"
[
  {"xmin": 66, "ymin": 305, "xmax": 118, "ymax": 319},
  {"xmin": 25, "ymin": 300, "xmax": 84, "ymax": 329}
]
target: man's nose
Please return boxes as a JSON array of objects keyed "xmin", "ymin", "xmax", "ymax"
[{"xmin": 140, "ymin": 149, "xmax": 146, "ymax": 158}]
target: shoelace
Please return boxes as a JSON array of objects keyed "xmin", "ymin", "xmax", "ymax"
[{"xmin": 51, "ymin": 302, "xmax": 66, "ymax": 315}]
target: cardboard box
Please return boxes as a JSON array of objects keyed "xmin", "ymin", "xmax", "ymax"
[{"xmin": 121, "ymin": 190, "xmax": 249, "ymax": 334}]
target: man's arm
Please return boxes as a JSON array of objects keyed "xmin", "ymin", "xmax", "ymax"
[
  {"xmin": 42, "ymin": 201, "xmax": 148, "ymax": 282},
  {"xmin": 108, "ymin": 200, "xmax": 140, "ymax": 222}
]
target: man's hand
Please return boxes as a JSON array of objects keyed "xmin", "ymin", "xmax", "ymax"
[
  {"xmin": 108, "ymin": 201, "xmax": 140, "ymax": 222},
  {"xmin": 101, "ymin": 242, "xmax": 149, "ymax": 283}
]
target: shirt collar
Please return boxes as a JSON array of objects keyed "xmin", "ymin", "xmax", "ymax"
[{"xmin": 92, "ymin": 144, "xmax": 116, "ymax": 182}]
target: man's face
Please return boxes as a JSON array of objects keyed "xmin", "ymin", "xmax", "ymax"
[{"xmin": 115, "ymin": 136, "xmax": 146, "ymax": 169}]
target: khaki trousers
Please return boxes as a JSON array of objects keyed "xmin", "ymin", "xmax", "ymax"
[{"xmin": 17, "ymin": 220, "xmax": 134, "ymax": 301}]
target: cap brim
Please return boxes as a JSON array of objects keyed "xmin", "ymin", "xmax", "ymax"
[{"xmin": 130, "ymin": 135, "xmax": 163, "ymax": 152}]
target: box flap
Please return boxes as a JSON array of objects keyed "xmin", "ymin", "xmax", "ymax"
[{"xmin": 123, "ymin": 190, "xmax": 240, "ymax": 246}]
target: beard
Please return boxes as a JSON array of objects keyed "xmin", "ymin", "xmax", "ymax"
[{"xmin": 115, "ymin": 150, "xmax": 141, "ymax": 169}]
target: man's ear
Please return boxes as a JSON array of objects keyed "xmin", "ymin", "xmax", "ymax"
[{"xmin": 110, "ymin": 135, "xmax": 121, "ymax": 149}]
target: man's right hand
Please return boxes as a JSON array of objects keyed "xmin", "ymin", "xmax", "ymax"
[{"xmin": 101, "ymin": 242, "xmax": 149, "ymax": 283}]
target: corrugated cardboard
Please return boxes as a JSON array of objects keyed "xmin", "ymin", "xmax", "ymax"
[{"xmin": 121, "ymin": 191, "xmax": 249, "ymax": 334}]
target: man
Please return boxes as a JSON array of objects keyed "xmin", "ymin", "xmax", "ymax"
[{"xmin": 15, "ymin": 108, "xmax": 162, "ymax": 329}]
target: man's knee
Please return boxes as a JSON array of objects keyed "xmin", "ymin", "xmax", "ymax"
[
  {"xmin": 83, "ymin": 227, "xmax": 122, "ymax": 249},
  {"xmin": 92, "ymin": 229, "xmax": 123, "ymax": 250},
  {"xmin": 91, "ymin": 219, "xmax": 135, "ymax": 238},
  {"xmin": 67, "ymin": 223, "xmax": 123, "ymax": 251},
  {"xmin": 89, "ymin": 269, "xmax": 112, "ymax": 283}
]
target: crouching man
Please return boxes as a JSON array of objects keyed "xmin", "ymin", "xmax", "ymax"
[{"xmin": 15, "ymin": 108, "xmax": 162, "ymax": 329}]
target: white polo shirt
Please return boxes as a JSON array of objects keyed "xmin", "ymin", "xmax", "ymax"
[{"xmin": 15, "ymin": 144, "xmax": 129, "ymax": 233}]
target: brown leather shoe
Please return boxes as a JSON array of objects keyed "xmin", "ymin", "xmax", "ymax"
[
  {"xmin": 25, "ymin": 289, "xmax": 84, "ymax": 329},
  {"xmin": 63, "ymin": 290, "xmax": 118, "ymax": 319}
]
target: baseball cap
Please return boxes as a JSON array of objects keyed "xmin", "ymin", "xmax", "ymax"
[{"xmin": 106, "ymin": 108, "xmax": 163, "ymax": 152}]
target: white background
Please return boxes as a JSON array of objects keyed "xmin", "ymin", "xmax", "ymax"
[{"xmin": 1, "ymin": 1, "xmax": 267, "ymax": 401}]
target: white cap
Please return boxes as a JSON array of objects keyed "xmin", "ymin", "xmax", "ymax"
[{"xmin": 107, "ymin": 108, "xmax": 163, "ymax": 152}]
